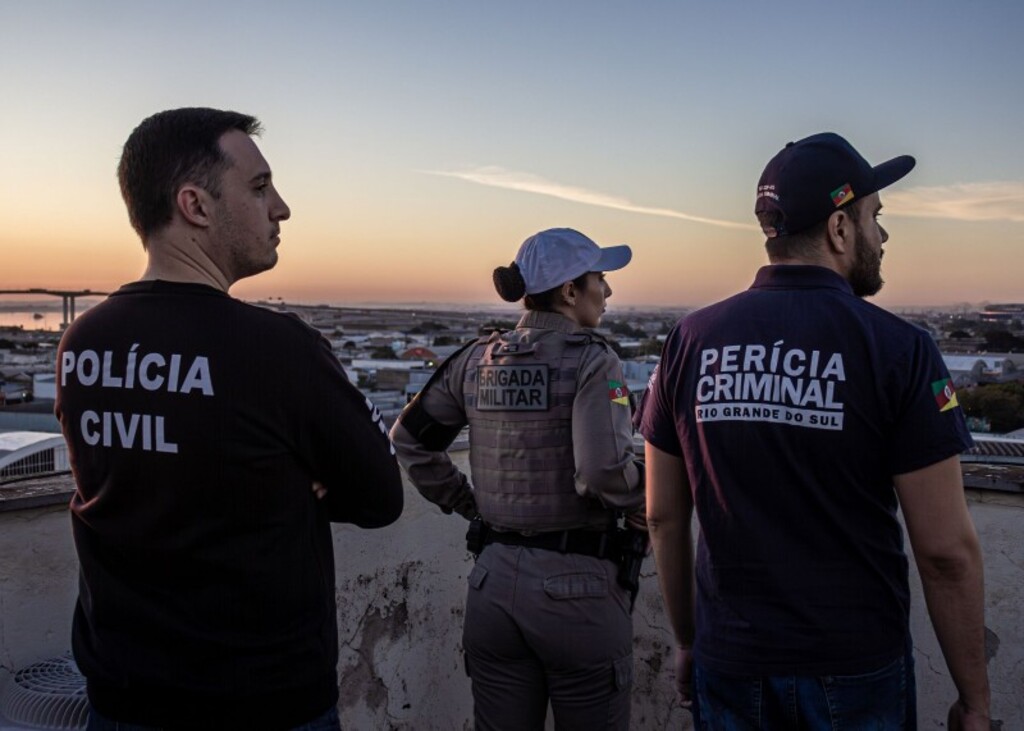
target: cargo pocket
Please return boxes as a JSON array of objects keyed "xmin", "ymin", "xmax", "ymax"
[
  {"xmin": 468, "ymin": 562, "xmax": 488, "ymax": 590},
  {"xmin": 543, "ymin": 572, "xmax": 608, "ymax": 600},
  {"xmin": 613, "ymin": 654, "xmax": 634, "ymax": 690}
]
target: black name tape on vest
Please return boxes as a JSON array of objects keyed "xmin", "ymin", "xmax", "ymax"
[{"xmin": 476, "ymin": 365, "xmax": 550, "ymax": 411}]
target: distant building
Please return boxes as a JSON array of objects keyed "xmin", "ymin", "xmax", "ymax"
[
  {"xmin": 978, "ymin": 303, "xmax": 1024, "ymax": 323},
  {"xmin": 376, "ymin": 368, "xmax": 418, "ymax": 393},
  {"xmin": 936, "ymin": 336, "xmax": 987, "ymax": 353},
  {"xmin": 350, "ymin": 358, "xmax": 427, "ymax": 392},
  {"xmin": 0, "ymin": 380, "xmax": 32, "ymax": 405},
  {"xmin": 622, "ymin": 359, "xmax": 658, "ymax": 390},
  {"xmin": 400, "ymin": 346, "xmax": 438, "ymax": 363},
  {"xmin": 942, "ymin": 355, "xmax": 1019, "ymax": 387},
  {"xmin": 33, "ymin": 373, "xmax": 56, "ymax": 401},
  {"xmin": 364, "ymin": 390, "xmax": 409, "ymax": 427},
  {"xmin": 404, "ymin": 370, "xmax": 432, "ymax": 402},
  {"xmin": 962, "ymin": 433, "xmax": 1024, "ymax": 464},
  {"xmin": 614, "ymin": 339, "xmax": 643, "ymax": 354},
  {"xmin": 430, "ymin": 344, "xmax": 470, "ymax": 361},
  {"xmin": 0, "ymin": 431, "xmax": 68, "ymax": 481},
  {"xmin": 331, "ymin": 334, "xmax": 370, "ymax": 350},
  {"xmin": 351, "ymin": 359, "xmax": 426, "ymax": 373}
]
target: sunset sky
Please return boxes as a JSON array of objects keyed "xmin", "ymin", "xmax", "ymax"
[{"xmin": 2, "ymin": 1, "xmax": 1022, "ymax": 310}]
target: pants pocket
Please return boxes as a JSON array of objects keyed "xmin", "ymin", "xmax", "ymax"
[
  {"xmin": 467, "ymin": 561, "xmax": 488, "ymax": 590},
  {"xmin": 820, "ymin": 653, "xmax": 907, "ymax": 727}
]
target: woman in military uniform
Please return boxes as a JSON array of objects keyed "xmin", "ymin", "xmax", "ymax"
[{"xmin": 390, "ymin": 228, "xmax": 645, "ymax": 730}]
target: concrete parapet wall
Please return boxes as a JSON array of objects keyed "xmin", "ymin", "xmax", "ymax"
[
  {"xmin": 0, "ymin": 502, "xmax": 80, "ymax": 685},
  {"xmin": 0, "ymin": 463, "xmax": 1021, "ymax": 728}
]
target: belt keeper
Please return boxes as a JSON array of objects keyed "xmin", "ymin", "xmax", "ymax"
[
  {"xmin": 558, "ymin": 531, "xmax": 569, "ymax": 552},
  {"xmin": 597, "ymin": 533, "xmax": 608, "ymax": 558}
]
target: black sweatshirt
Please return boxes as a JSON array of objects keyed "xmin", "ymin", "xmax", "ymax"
[{"xmin": 55, "ymin": 281, "xmax": 403, "ymax": 729}]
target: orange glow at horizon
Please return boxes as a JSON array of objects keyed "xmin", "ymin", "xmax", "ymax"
[{"xmin": 2, "ymin": 205, "xmax": 1021, "ymax": 310}]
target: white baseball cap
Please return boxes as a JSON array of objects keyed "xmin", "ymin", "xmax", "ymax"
[{"xmin": 515, "ymin": 228, "xmax": 632, "ymax": 295}]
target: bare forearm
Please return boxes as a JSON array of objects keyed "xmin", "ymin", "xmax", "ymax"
[
  {"xmin": 645, "ymin": 442, "xmax": 695, "ymax": 647},
  {"xmin": 919, "ymin": 542, "xmax": 990, "ymax": 714},
  {"xmin": 649, "ymin": 520, "xmax": 694, "ymax": 647},
  {"xmin": 895, "ymin": 457, "xmax": 990, "ymax": 717}
]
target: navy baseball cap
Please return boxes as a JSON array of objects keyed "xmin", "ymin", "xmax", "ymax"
[{"xmin": 754, "ymin": 132, "xmax": 915, "ymax": 238}]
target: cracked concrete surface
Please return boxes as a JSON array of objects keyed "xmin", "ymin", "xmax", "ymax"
[
  {"xmin": 907, "ymin": 490, "xmax": 1024, "ymax": 729},
  {"xmin": 1, "ymin": 472, "xmax": 1021, "ymax": 728},
  {"xmin": 331, "ymin": 523, "xmax": 474, "ymax": 730},
  {"xmin": 337, "ymin": 563, "xmax": 413, "ymax": 718},
  {"xmin": 0, "ymin": 504, "xmax": 78, "ymax": 696}
]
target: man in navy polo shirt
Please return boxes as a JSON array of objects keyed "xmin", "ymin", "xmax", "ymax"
[{"xmin": 638, "ymin": 133, "xmax": 990, "ymax": 729}]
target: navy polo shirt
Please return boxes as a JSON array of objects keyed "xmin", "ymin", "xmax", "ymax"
[{"xmin": 638, "ymin": 265, "xmax": 972, "ymax": 675}]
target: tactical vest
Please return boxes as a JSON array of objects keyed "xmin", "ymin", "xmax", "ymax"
[{"xmin": 463, "ymin": 329, "xmax": 614, "ymax": 532}]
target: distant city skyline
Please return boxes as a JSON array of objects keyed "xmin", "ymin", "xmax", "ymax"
[
  {"xmin": 2, "ymin": 1, "xmax": 1022, "ymax": 309},
  {"xmin": 1, "ymin": 297, "xmax": 1017, "ymax": 329}
]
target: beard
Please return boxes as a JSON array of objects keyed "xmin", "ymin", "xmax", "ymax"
[
  {"xmin": 848, "ymin": 222, "xmax": 884, "ymax": 298},
  {"xmin": 233, "ymin": 243, "xmax": 278, "ymax": 280},
  {"xmin": 215, "ymin": 211, "xmax": 280, "ymax": 284}
]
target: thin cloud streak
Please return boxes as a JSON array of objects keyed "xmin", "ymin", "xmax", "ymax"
[
  {"xmin": 885, "ymin": 182, "xmax": 1024, "ymax": 223},
  {"xmin": 425, "ymin": 166, "xmax": 759, "ymax": 231},
  {"xmin": 427, "ymin": 168, "xmax": 1024, "ymax": 227}
]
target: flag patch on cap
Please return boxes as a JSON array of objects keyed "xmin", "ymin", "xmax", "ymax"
[
  {"xmin": 831, "ymin": 183, "xmax": 855, "ymax": 207},
  {"xmin": 931, "ymin": 378, "xmax": 960, "ymax": 412},
  {"xmin": 608, "ymin": 380, "xmax": 630, "ymax": 405}
]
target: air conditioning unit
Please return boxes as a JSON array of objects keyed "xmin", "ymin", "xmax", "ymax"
[{"xmin": 0, "ymin": 654, "xmax": 87, "ymax": 730}]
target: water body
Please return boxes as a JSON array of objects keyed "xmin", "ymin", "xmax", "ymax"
[{"xmin": 0, "ymin": 311, "xmax": 65, "ymax": 332}]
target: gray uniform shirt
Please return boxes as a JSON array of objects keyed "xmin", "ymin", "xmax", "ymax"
[{"xmin": 390, "ymin": 310, "xmax": 644, "ymax": 528}]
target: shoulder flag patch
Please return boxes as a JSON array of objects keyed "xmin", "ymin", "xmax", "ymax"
[
  {"xmin": 931, "ymin": 378, "xmax": 960, "ymax": 412},
  {"xmin": 608, "ymin": 380, "xmax": 630, "ymax": 406}
]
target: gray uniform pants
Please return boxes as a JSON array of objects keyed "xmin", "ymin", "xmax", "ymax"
[{"xmin": 462, "ymin": 543, "xmax": 634, "ymax": 730}]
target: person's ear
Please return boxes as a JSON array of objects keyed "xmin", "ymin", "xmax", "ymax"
[
  {"xmin": 561, "ymin": 280, "xmax": 577, "ymax": 306},
  {"xmin": 826, "ymin": 209, "xmax": 854, "ymax": 255},
  {"xmin": 176, "ymin": 184, "xmax": 213, "ymax": 228}
]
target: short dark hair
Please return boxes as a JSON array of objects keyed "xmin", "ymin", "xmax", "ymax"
[
  {"xmin": 760, "ymin": 198, "xmax": 863, "ymax": 262},
  {"xmin": 118, "ymin": 107, "xmax": 262, "ymax": 242},
  {"xmin": 492, "ymin": 262, "xmax": 590, "ymax": 311}
]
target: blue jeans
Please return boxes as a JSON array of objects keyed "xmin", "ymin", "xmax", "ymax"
[
  {"xmin": 86, "ymin": 704, "xmax": 341, "ymax": 731},
  {"xmin": 693, "ymin": 649, "xmax": 916, "ymax": 730}
]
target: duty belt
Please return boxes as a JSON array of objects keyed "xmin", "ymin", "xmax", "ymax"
[{"xmin": 483, "ymin": 528, "xmax": 614, "ymax": 559}]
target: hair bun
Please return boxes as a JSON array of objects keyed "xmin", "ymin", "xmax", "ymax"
[{"xmin": 492, "ymin": 262, "xmax": 526, "ymax": 302}]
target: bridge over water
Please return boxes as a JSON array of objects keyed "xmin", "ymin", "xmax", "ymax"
[{"xmin": 0, "ymin": 289, "xmax": 107, "ymax": 327}]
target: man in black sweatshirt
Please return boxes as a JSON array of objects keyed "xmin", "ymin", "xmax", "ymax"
[{"xmin": 56, "ymin": 107, "xmax": 404, "ymax": 731}]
